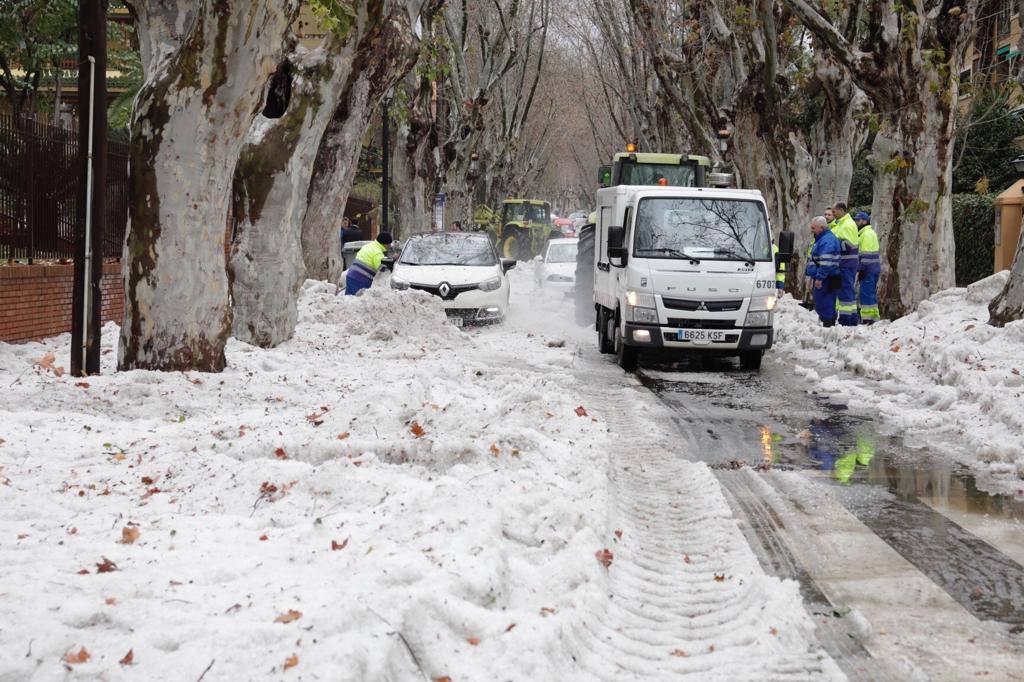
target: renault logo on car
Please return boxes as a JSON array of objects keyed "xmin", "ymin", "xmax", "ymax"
[{"xmin": 438, "ymin": 282, "xmax": 451, "ymax": 298}]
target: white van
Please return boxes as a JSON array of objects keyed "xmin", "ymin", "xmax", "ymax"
[{"xmin": 592, "ymin": 184, "xmax": 788, "ymax": 371}]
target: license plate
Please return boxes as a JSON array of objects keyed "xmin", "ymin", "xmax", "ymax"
[
  {"xmin": 449, "ymin": 317, "xmax": 464, "ymax": 328},
  {"xmin": 676, "ymin": 329, "xmax": 725, "ymax": 343}
]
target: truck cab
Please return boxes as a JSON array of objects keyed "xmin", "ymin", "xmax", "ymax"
[{"xmin": 592, "ymin": 184, "xmax": 789, "ymax": 371}]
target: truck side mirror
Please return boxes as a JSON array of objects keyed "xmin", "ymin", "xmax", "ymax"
[
  {"xmin": 607, "ymin": 225, "xmax": 624, "ymax": 249},
  {"xmin": 607, "ymin": 225, "xmax": 627, "ymax": 267},
  {"xmin": 777, "ymin": 230, "xmax": 795, "ymax": 263}
]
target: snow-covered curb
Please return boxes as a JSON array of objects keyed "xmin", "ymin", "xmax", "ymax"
[{"xmin": 775, "ymin": 271, "xmax": 1024, "ymax": 489}]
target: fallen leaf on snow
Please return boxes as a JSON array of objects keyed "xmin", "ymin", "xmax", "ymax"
[
  {"xmin": 683, "ymin": 555, "xmax": 691, "ymax": 564},
  {"xmin": 96, "ymin": 557, "xmax": 118, "ymax": 573},
  {"xmin": 708, "ymin": 644, "xmax": 716, "ymax": 653},
  {"xmin": 76, "ymin": 568, "xmax": 90, "ymax": 575},
  {"xmin": 505, "ymin": 623, "xmax": 517, "ymax": 632},
  {"xmin": 574, "ymin": 406, "xmax": 588, "ymax": 417},
  {"xmin": 410, "ymin": 421, "xmax": 426, "ymax": 438},
  {"xmin": 283, "ymin": 654, "xmax": 299, "ymax": 671},
  {"xmin": 890, "ymin": 344, "xmax": 901, "ymax": 353},
  {"xmin": 713, "ymin": 573, "xmax": 726, "ymax": 582},
  {"xmin": 75, "ymin": 382, "xmax": 90, "ymax": 389},
  {"xmin": 540, "ymin": 607, "xmax": 557, "ymax": 616},
  {"xmin": 595, "ymin": 548, "xmax": 613, "ymax": 568},
  {"xmin": 35, "ymin": 352, "xmax": 65, "ymax": 377},
  {"xmin": 65, "ymin": 646, "xmax": 90, "ymax": 664},
  {"xmin": 225, "ymin": 603, "xmax": 243, "ymax": 614},
  {"xmin": 671, "ymin": 649, "xmax": 688, "ymax": 657},
  {"xmin": 275, "ymin": 609, "xmax": 302, "ymax": 624},
  {"xmin": 614, "ymin": 529, "xmax": 622, "ymax": 539},
  {"xmin": 105, "ymin": 597, "xmax": 117, "ymax": 605},
  {"xmin": 119, "ymin": 649, "xmax": 134, "ymax": 666},
  {"xmin": 17, "ymin": 533, "xmax": 27, "ymax": 539},
  {"xmin": 769, "ymin": 627, "xmax": 779, "ymax": 636},
  {"xmin": 120, "ymin": 526, "xmax": 140, "ymax": 544},
  {"xmin": 489, "ymin": 443, "xmax": 500, "ymax": 456},
  {"xmin": 337, "ymin": 432, "xmax": 350, "ymax": 440},
  {"xmin": 274, "ymin": 447, "xmax": 288, "ymax": 460},
  {"xmin": 259, "ymin": 534, "xmax": 268, "ymax": 541},
  {"xmin": 434, "ymin": 677, "xmax": 452, "ymax": 682},
  {"xmin": 1013, "ymin": 368, "xmax": 1021, "ymax": 376},
  {"xmin": 331, "ymin": 538, "xmax": 349, "ymax": 551},
  {"xmin": 466, "ymin": 636, "xmax": 480, "ymax": 646}
]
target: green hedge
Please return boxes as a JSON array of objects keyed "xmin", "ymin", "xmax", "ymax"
[{"xmin": 952, "ymin": 193, "xmax": 994, "ymax": 286}]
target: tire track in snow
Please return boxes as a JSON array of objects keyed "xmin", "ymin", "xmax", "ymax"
[{"xmin": 563, "ymin": 362, "xmax": 842, "ymax": 680}]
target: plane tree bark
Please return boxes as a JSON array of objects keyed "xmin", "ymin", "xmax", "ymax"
[
  {"xmin": 781, "ymin": 0, "xmax": 979, "ymax": 316},
  {"xmin": 119, "ymin": 0, "xmax": 300, "ymax": 371},
  {"xmin": 230, "ymin": 0, "xmax": 432, "ymax": 346}
]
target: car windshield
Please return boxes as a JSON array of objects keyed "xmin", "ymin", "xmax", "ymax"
[
  {"xmin": 503, "ymin": 203, "xmax": 549, "ymax": 223},
  {"xmin": 400, "ymin": 234, "xmax": 498, "ymax": 266},
  {"xmin": 621, "ymin": 163, "xmax": 697, "ymax": 187},
  {"xmin": 545, "ymin": 242, "xmax": 577, "ymax": 263},
  {"xmin": 633, "ymin": 198, "xmax": 771, "ymax": 261}
]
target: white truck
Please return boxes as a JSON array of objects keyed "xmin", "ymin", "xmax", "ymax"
[{"xmin": 591, "ymin": 182, "xmax": 792, "ymax": 371}]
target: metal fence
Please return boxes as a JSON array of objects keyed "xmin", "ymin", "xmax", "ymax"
[{"xmin": 0, "ymin": 114, "xmax": 128, "ymax": 262}]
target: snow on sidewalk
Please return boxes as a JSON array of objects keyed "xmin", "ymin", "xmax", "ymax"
[
  {"xmin": 774, "ymin": 271, "xmax": 1024, "ymax": 490},
  {"xmin": 0, "ymin": 271, "xmax": 835, "ymax": 680}
]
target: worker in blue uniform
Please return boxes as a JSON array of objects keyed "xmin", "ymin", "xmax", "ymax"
[{"xmin": 807, "ymin": 216, "xmax": 841, "ymax": 327}]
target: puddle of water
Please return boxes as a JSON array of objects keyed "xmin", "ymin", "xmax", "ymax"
[{"xmin": 639, "ymin": 361, "xmax": 1024, "ymax": 629}]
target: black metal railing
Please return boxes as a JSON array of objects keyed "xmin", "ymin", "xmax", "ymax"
[{"xmin": 0, "ymin": 113, "xmax": 128, "ymax": 262}]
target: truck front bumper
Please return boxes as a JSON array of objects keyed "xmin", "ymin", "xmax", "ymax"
[{"xmin": 623, "ymin": 323, "xmax": 773, "ymax": 352}]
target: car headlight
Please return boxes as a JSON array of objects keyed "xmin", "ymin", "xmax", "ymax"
[
  {"xmin": 479, "ymin": 276, "xmax": 502, "ymax": 292},
  {"xmin": 749, "ymin": 295, "xmax": 777, "ymax": 312},
  {"xmin": 391, "ymin": 276, "xmax": 410, "ymax": 291},
  {"xmin": 744, "ymin": 311, "xmax": 772, "ymax": 327},
  {"xmin": 626, "ymin": 291, "xmax": 656, "ymax": 308}
]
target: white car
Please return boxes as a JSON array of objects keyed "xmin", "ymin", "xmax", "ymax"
[
  {"xmin": 390, "ymin": 232, "xmax": 516, "ymax": 326},
  {"xmin": 535, "ymin": 237, "xmax": 579, "ymax": 291}
]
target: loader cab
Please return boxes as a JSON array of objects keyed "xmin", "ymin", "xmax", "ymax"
[{"xmin": 598, "ymin": 152, "xmax": 712, "ymax": 189}]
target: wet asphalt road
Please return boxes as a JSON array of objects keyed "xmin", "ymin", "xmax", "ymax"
[{"xmin": 636, "ymin": 353, "xmax": 1024, "ymax": 634}]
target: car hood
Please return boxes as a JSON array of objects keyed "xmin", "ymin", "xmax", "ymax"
[{"xmin": 394, "ymin": 264, "xmax": 500, "ymax": 285}]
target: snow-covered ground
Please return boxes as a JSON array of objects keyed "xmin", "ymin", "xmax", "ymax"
[
  {"xmin": 0, "ymin": 266, "xmax": 834, "ymax": 680},
  {"xmin": 775, "ymin": 271, "xmax": 1024, "ymax": 492}
]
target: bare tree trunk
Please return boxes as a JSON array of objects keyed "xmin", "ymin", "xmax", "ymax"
[
  {"xmin": 119, "ymin": 0, "xmax": 299, "ymax": 372},
  {"xmin": 391, "ymin": 113, "xmax": 435, "ymax": 233},
  {"xmin": 872, "ymin": 94, "xmax": 959, "ymax": 316},
  {"xmin": 989, "ymin": 232, "xmax": 1024, "ymax": 324},
  {"xmin": 300, "ymin": 0, "xmax": 431, "ymax": 283},
  {"xmin": 229, "ymin": 50, "xmax": 343, "ymax": 347}
]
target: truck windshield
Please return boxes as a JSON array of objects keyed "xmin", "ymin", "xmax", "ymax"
[
  {"xmin": 633, "ymin": 198, "xmax": 771, "ymax": 261},
  {"xmin": 620, "ymin": 164, "xmax": 696, "ymax": 187}
]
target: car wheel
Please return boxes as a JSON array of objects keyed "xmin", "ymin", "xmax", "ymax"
[
  {"xmin": 615, "ymin": 317, "xmax": 639, "ymax": 371},
  {"xmin": 739, "ymin": 350, "xmax": 763, "ymax": 371}
]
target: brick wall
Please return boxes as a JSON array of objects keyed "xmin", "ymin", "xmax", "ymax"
[{"xmin": 0, "ymin": 262, "xmax": 124, "ymax": 343}]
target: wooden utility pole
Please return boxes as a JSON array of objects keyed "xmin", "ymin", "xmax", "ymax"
[{"xmin": 72, "ymin": 0, "xmax": 108, "ymax": 376}]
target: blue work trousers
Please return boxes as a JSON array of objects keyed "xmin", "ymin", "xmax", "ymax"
[{"xmin": 812, "ymin": 281, "xmax": 837, "ymax": 325}]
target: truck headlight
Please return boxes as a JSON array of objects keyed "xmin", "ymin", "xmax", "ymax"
[
  {"xmin": 391, "ymin": 276, "xmax": 410, "ymax": 291},
  {"xmin": 744, "ymin": 311, "xmax": 772, "ymax": 327},
  {"xmin": 749, "ymin": 295, "xmax": 777, "ymax": 312},
  {"xmin": 629, "ymin": 306, "xmax": 659, "ymax": 324},
  {"xmin": 479, "ymin": 276, "xmax": 501, "ymax": 292},
  {"xmin": 626, "ymin": 290, "xmax": 656, "ymax": 308}
]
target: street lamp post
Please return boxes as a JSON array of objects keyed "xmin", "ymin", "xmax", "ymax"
[
  {"xmin": 381, "ymin": 89, "xmax": 394, "ymax": 236},
  {"xmin": 1011, "ymin": 154, "xmax": 1024, "ymax": 178}
]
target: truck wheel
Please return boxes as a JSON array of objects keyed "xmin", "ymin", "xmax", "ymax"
[
  {"xmin": 739, "ymin": 350, "xmax": 763, "ymax": 371},
  {"xmin": 597, "ymin": 308, "xmax": 614, "ymax": 354},
  {"xmin": 615, "ymin": 318, "xmax": 639, "ymax": 371}
]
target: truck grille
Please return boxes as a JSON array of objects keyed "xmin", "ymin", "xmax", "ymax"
[
  {"xmin": 666, "ymin": 318, "xmax": 739, "ymax": 330},
  {"xmin": 662, "ymin": 298, "xmax": 743, "ymax": 312}
]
